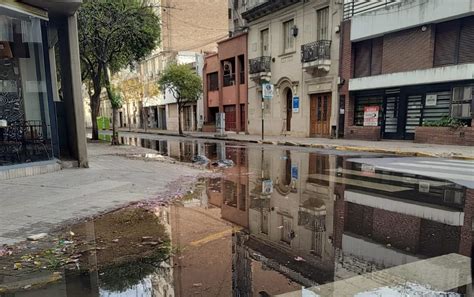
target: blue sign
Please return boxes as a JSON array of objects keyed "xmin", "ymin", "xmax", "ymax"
[
  {"xmin": 292, "ymin": 96, "xmax": 299, "ymax": 113},
  {"xmin": 291, "ymin": 165, "xmax": 298, "ymax": 180}
]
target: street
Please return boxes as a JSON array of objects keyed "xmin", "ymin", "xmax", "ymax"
[{"xmin": 1, "ymin": 132, "xmax": 472, "ymax": 296}]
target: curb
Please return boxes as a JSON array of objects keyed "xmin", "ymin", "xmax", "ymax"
[{"xmin": 115, "ymin": 129, "xmax": 474, "ymax": 161}]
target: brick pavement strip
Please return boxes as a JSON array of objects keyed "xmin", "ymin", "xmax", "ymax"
[
  {"xmin": 0, "ymin": 142, "xmax": 204, "ymax": 245},
  {"xmin": 117, "ymin": 128, "xmax": 474, "ymax": 160}
]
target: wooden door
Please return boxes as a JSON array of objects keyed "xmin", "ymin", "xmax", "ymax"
[
  {"xmin": 310, "ymin": 93, "xmax": 331, "ymax": 137},
  {"xmin": 224, "ymin": 105, "xmax": 236, "ymax": 131}
]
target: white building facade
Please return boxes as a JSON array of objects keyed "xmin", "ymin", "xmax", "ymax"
[{"xmin": 243, "ymin": 0, "xmax": 343, "ymax": 138}]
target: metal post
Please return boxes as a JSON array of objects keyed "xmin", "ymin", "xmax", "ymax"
[{"xmin": 261, "ymin": 97, "xmax": 264, "ymax": 141}]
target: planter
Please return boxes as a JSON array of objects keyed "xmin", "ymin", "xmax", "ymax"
[
  {"xmin": 415, "ymin": 126, "xmax": 474, "ymax": 146},
  {"xmin": 344, "ymin": 126, "xmax": 381, "ymax": 141}
]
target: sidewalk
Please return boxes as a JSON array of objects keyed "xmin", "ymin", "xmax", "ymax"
[
  {"xmin": 0, "ymin": 142, "xmax": 203, "ymax": 245},
  {"xmin": 118, "ymin": 128, "xmax": 474, "ymax": 160}
]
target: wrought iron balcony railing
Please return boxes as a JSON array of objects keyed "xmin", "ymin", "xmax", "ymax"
[
  {"xmin": 301, "ymin": 40, "xmax": 331, "ymax": 64},
  {"xmin": 249, "ymin": 56, "xmax": 271, "ymax": 74}
]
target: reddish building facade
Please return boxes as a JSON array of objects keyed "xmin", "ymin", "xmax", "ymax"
[
  {"xmin": 203, "ymin": 33, "xmax": 248, "ymax": 133},
  {"xmin": 339, "ymin": 1, "xmax": 474, "ymax": 144}
]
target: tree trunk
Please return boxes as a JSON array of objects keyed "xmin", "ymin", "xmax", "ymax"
[
  {"xmin": 91, "ymin": 105, "xmax": 99, "ymax": 140},
  {"xmin": 112, "ymin": 107, "xmax": 119, "ymax": 145},
  {"xmin": 127, "ymin": 102, "xmax": 131, "ymax": 132},
  {"xmin": 104, "ymin": 66, "xmax": 120, "ymax": 145},
  {"xmin": 90, "ymin": 80, "xmax": 102, "ymax": 140},
  {"xmin": 178, "ymin": 106, "xmax": 183, "ymax": 135},
  {"xmin": 143, "ymin": 107, "xmax": 148, "ymax": 132}
]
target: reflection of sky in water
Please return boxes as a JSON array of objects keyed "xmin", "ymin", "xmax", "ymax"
[{"xmin": 100, "ymin": 277, "xmax": 152, "ymax": 297}]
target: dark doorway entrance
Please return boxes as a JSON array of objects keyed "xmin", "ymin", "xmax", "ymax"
[
  {"xmin": 286, "ymin": 88, "xmax": 292, "ymax": 131},
  {"xmin": 383, "ymin": 93, "xmax": 423, "ymax": 140}
]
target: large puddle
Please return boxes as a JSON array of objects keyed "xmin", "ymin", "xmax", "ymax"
[{"xmin": 2, "ymin": 134, "xmax": 473, "ymax": 296}]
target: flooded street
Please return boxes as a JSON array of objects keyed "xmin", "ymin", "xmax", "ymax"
[{"xmin": 1, "ymin": 134, "xmax": 473, "ymax": 296}]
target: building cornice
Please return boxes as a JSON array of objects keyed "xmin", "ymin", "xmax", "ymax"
[{"xmin": 242, "ymin": 0, "xmax": 301, "ymax": 23}]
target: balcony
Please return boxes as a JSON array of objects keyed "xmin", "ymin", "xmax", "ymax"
[
  {"xmin": 249, "ymin": 56, "xmax": 271, "ymax": 82},
  {"xmin": 301, "ymin": 40, "xmax": 331, "ymax": 72},
  {"xmin": 242, "ymin": 0, "xmax": 301, "ymax": 22}
]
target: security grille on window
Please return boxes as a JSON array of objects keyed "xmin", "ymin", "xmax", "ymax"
[
  {"xmin": 283, "ymin": 19, "xmax": 295, "ymax": 53},
  {"xmin": 317, "ymin": 7, "xmax": 329, "ymax": 41},
  {"xmin": 451, "ymin": 86, "xmax": 472, "ymax": 119}
]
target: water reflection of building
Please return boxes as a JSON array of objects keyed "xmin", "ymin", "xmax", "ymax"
[
  {"xmin": 206, "ymin": 144, "xmax": 249, "ymax": 228},
  {"xmin": 332, "ymin": 159, "xmax": 473, "ymax": 281},
  {"xmin": 231, "ymin": 149, "xmax": 339, "ymax": 295}
]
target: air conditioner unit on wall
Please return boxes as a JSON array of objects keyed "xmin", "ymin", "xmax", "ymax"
[{"xmin": 223, "ymin": 61, "xmax": 233, "ymax": 74}]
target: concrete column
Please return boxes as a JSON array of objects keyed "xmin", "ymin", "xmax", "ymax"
[{"xmin": 57, "ymin": 13, "xmax": 88, "ymax": 167}]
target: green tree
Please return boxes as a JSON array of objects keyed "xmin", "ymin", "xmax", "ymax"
[
  {"xmin": 78, "ymin": 0, "xmax": 160, "ymax": 143},
  {"xmin": 158, "ymin": 63, "xmax": 202, "ymax": 135}
]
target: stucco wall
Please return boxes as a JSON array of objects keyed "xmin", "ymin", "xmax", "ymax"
[{"xmin": 246, "ymin": 0, "xmax": 342, "ymax": 137}]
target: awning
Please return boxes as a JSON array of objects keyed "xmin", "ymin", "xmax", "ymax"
[{"xmin": 0, "ymin": 1, "xmax": 48, "ymax": 20}]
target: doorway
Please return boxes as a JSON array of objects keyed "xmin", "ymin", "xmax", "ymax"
[
  {"xmin": 224, "ymin": 105, "xmax": 236, "ymax": 131},
  {"xmin": 310, "ymin": 93, "xmax": 331, "ymax": 137},
  {"xmin": 286, "ymin": 88, "xmax": 292, "ymax": 131},
  {"xmin": 382, "ymin": 93, "xmax": 423, "ymax": 140}
]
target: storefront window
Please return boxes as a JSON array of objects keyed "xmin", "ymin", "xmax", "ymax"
[
  {"xmin": 0, "ymin": 8, "xmax": 53, "ymax": 166},
  {"xmin": 354, "ymin": 96, "xmax": 383, "ymax": 126}
]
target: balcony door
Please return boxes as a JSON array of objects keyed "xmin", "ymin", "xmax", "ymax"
[{"xmin": 261, "ymin": 29, "xmax": 269, "ymax": 56}]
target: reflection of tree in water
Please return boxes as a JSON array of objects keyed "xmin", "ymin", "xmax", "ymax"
[{"xmin": 99, "ymin": 247, "xmax": 171, "ymax": 293}]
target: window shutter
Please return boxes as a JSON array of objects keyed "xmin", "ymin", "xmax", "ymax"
[
  {"xmin": 434, "ymin": 20, "xmax": 460, "ymax": 66},
  {"xmin": 459, "ymin": 17, "xmax": 474, "ymax": 64},
  {"xmin": 371, "ymin": 37, "xmax": 383, "ymax": 75},
  {"xmin": 354, "ymin": 40, "xmax": 371, "ymax": 78}
]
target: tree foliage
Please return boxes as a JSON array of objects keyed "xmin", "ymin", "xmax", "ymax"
[
  {"xmin": 158, "ymin": 63, "xmax": 202, "ymax": 134},
  {"xmin": 78, "ymin": 0, "xmax": 160, "ymax": 140}
]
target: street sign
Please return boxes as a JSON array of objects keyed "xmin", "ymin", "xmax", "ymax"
[
  {"xmin": 291, "ymin": 164, "xmax": 298, "ymax": 180},
  {"xmin": 292, "ymin": 96, "xmax": 299, "ymax": 113},
  {"xmin": 262, "ymin": 83, "xmax": 274, "ymax": 100},
  {"xmin": 262, "ymin": 179, "xmax": 273, "ymax": 194},
  {"xmin": 363, "ymin": 106, "xmax": 379, "ymax": 127},
  {"xmin": 425, "ymin": 94, "xmax": 437, "ymax": 106}
]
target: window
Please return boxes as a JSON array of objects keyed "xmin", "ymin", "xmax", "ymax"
[
  {"xmin": 434, "ymin": 16, "xmax": 474, "ymax": 66},
  {"xmin": 451, "ymin": 86, "xmax": 472, "ymax": 119},
  {"xmin": 228, "ymin": 8, "xmax": 232, "ymax": 19},
  {"xmin": 353, "ymin": 37, "xmax": 383, "ymax": 78},
  {"xmin": 317, "ymin": 7, "xmax": 329, "ymax": 40},
  {"xmin": 354, "ymin": 96, "xmax": 383, "ymax": 126},
  {"xmin": 283, "ymin": 19, "xmax": 295, "ymax": 52},
  {"xmin": 207, "ymin": 72, "xmax": 218, "ymax": 91},
  {"xmin": 0, "ymin": 12, "xmax": 54, "ymax": 165},
  {"xmin": 238, "ymin": 55, "xmax": 245, "ymax": 84}
]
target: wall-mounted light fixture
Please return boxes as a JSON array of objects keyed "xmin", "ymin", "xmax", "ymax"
[{"xmin": 291, "ymin": 25, "xmax": 299, "ymax": 37}]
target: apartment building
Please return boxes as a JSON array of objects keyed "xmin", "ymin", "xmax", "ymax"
[
  {"xmin": 136, "ymin": 0, "xmax": 228, "ymax": 132},
  {"xmin": 340, "ymin": 0, "xmax": 474, "ymax": 145},
  {"xmin": 203, "ymin": 33, "xmax": 248, "ymax": 133},
  {"xmin": 243, "ymin": 0, "xmax": 343, "ymax": 138}
]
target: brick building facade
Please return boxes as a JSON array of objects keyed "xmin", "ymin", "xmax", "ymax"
[
  {"xmin": 339, "ymin": 0, "xmax": 474, "ymax": 144},
  {"xmin": 203, "ymin": 33, "xmax": 248, "ymax": 133}
]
